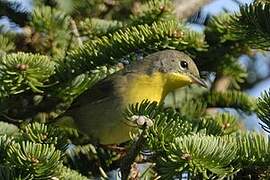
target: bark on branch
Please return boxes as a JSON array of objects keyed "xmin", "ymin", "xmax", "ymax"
[{"xmin": 173, "ymin": 0, "xmax": 214, "ymax": 19}]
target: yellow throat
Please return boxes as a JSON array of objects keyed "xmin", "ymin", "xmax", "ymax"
[{"xmin": 122, "ymin": 72, "xmax": 193, "ymax": 105}]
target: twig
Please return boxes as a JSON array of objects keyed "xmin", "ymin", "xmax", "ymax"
[
  {"xmin": 70, "ymin": 19, "xmax": 83, "ymax": 47},
  {"xmin": 206, "ymin": 74, "xmax": 231, "ymax": 114},
  {"xmin": 211, "ymin": 75, "xmax": 231, "ymax": 92},
  {"xmin": 120, "ymin": 125, "xmax": 147, "ymax": 180},
  {"xmin": 63, "ymin": 33, "xmax": 73, "ymax": 59},
  {"xmin": 0, "ymin": 113, "xmax": 23, "ymax": 124}
]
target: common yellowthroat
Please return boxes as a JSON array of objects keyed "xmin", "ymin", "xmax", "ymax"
[{"xmin": 66, "ymin": 50, "xmax": 207, "ymax": 144}]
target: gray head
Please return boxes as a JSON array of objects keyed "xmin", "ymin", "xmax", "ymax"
[{"xmin": 141, "ymin": 50, "xmax": 207, "ymax": 88}]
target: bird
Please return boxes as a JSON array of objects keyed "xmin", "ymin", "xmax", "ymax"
[{"xmin": 66, "ymin": 50, "xmax": 207, "ymax": 145}]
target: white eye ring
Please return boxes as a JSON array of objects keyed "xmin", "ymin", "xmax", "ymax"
[{"xmin": 179, "ymin": 61, "xmax": 188, "ymax": 70}]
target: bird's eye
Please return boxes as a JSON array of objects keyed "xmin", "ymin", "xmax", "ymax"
[{"xmin": 179, "ymin": 60, "xmax": 188, "ymax": 70}]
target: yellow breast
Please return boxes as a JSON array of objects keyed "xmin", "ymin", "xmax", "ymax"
[{"xmin": 120, "ymin": 72, "xmax": 193, "ymax": 106}]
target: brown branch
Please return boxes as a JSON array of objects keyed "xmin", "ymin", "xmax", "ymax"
[
  {"xmin": 211, "ymin": 75, "xmax": 231, "ymax": 92},
  {"xmin": 70, "ymin": 19, "xmax": 83, "ymax": 47},
  {"xmin": 206, "ymin": 74, "xmax": 231, "ymax": 114},
  {"xmin": 173, "ymin": 0, "xmax": 214, "ymax": 19},
  {"xmin": 120, "ymin": 126, "xmax": 147, "ymax": 180}
]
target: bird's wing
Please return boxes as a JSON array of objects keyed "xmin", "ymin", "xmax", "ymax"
[
  {"xmin": 66, "ymin": 63, "xmax": 138, "ymax": 114},
  {"xmin": 68, "ymin": 75, "xmax": 117, "ymax": 112}
]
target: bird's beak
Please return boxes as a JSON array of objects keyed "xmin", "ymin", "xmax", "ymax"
[{"xmin": 189, "ymin": 74, "xmax": 208, "ymax": 88}]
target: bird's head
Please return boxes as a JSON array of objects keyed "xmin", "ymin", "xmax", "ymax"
[{"xmin": 142, "ymin": 50, "xmax": 207, "ymax": 90}]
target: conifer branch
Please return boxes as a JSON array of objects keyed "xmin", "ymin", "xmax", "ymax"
[
  {"xmin": 156, "ymin": 134, "xmax": 238, "ymax": 179},
  {"xmin": 0, "ymin": 1, "xmax": 269, "ymax": 179},
  {"xmin": 0, "ymin": 52, "xmax": 55, "ymax": 98},
  {"xmin": 56, "ymin": 20, "xmax": 206, "ymax": 82},
  {"xmin": 257, "ymin": 89, "xmax": 270, "ymax": 132},
  {"xmin": 203, "ymin": 91, "xmax": 256, "ymax": 113},
  {"xmin": 0, "ymin": 0, "xmax": 29, "ymax": 26}
]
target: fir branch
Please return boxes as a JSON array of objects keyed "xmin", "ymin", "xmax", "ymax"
[
  {"xmin": 78, "ymin": 18, "xmax": 123, "ymax": 39},
  {"xmin": 171, "ymin": 91, "xmax": 242, "ymax": 135},
  {"xmin": 207, "ymin": 3, "xmax": 270, "ymax": 50},
  {"xmin": 254, "ymin": 0, "xmax": 270, "ymax": 4},
  {"xmin": 56, "ymin": 165, "xmax": 89, "ymax": 180},
  {"xmin": 227, "ymin": 132, "xmax": 270, "ymax": 178},
  {"xmin": 0, "ymin": 53, "xmax": 55, "ymax": 99},
  {"xmin": 257, "ymin": 89, "xmax": 270, "ymax": 132},
  {"xmin": 175, "ymin": 89, "xmax": 255, "ymax": 118},
  {"xmin": 198, "ymin": 17, "xmax": 251, "ymax": 72},
  {"xmin": 203, "ymin": 91, "xmax": 256, "ymax": 113},
  {"xmin": 231, "ymin": 3, "xmax": 270, "ymax": 49},
  {"xmin": 124, "ymin": 101, "xmax": 236, "ymax": 151},
  {"xmin": 20, "ymin": 122, "xmax": 68, "ymax": 151},
  {"xmin": 130, "ymin": 0, "xmax": 176, "ymax": 26},
  {"xmin": 157, "ymin": 134, "xmax": 238, "ymax": 179},
  {"xmin": 0, "ymin": 34, "xmax": 15, "ymax": 54},
  {"xmin": 31, "ymin": 6, "xmax": 70, "ymax": 35},
  {"xmin": 210, "ymin": 56, "xmax": 248, "ymax": 91},
  {"xmin": 178, "ymin": 98, "xmax": 207, "ymax": 118},
  {"xmin": 67, "ymin": 0, "xmax": 107, "ymax": 19},
  {"xmin": 55, "ymin": 66, "xmax": 120, "ymax": 102},
  {"xmin": 0, "ymin": 165, "xmax": 16, "ymax": 180},
  {"xmin": 221, "ymin": 61, "xmax": 247, "ymax": 90},
  {"xmin": 7, "ymin": 141, "xmax": 62, "ymax": 179},
  {"xmin": 0, "ymin": 135, "xmax": 13, "ymax": 163},
  {"xmin": 66, "ymin": 144, "xmax": 98, "ymax": 161},
  {"xmin": 0, "ymin": 0, "xmax": 29, "ymax": 26},
  {"xmin": 0, "ymin": 1, "xmax": 268, "ymax": 179},
  {"xmin": 30, "ymin": 6, "xmax": 71, "ymax": 57},
  {"xmin": 191, "ymin": 113, "xmax": 240, "ymax": 136},
  {"xmin": 0, "ymin": 121, "xmax": 18, "ymax": 136},
  {"xmin": 56, "ymin": 20, "xmax": 207, "ymax": 82},
  {"xmin": 206, "ymin": 113, "xmax": 240, "ymax": 135},
  {"xmin": 233, "ymin": 132, "xmax": 270, "ymax": 166},
  {"xmin": 124, "ymin": 101, "xmax": 193, "ymax": 150},
  {"xmin": 57, "ymin": 125, "xmax": 80, "ymax": 139},
  {"xmin": 65, "ymin": 143, "xmax": 117, "ymax": 178}
]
